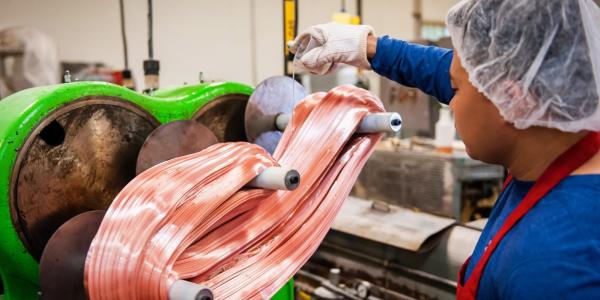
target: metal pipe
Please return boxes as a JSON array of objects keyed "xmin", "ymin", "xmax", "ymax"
[
  {"xmin": 275, "ymin": 112, "xmax": 402, "ymax": 134},
  {"xmin": 357, "ymin": 0, "xmax": 363, "ymax": 23},
  {"xmin": 118, "ymin": 0, "xmax": 129, "ymax": 69},
  {"xmin": 168, "ymin": 279, "xmax": 213, "ymax": 300},
  {"xmin": 413, "ymin": 0, "xmax": 422, "ymax": 40},
  {"xmin": 147, "ymin": 0, "xmax": 154, "ymax": 59},
  {"xmin": 246, "ymin": 166, "xmax": 301, "ymax": 191}
]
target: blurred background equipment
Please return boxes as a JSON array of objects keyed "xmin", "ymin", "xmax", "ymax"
[
  {"xmin": 0, "ymin": 27, "xmax": 59, "ymax": 99},
  {"xmin": 60, "ymin": 62, "xmax": 123, "ymax": 84},
  {"xmin": 143, "ymin": 0, "xmax": 160, "ymax": 93},
  {"xmin": 118, "ymin": 0, "xmax": 135, "ymax": 90},
  {"xmin": 296, "ymin": 137, "xmax": 503, "ymax": 300}
]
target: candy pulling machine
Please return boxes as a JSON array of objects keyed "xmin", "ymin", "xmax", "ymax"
[
  {"xmin": 0, "ymin": 75, "xmax": 404, "ymax": 300},
  {"xmin": 0, "ymin": 77, "xmax": 309, "ymax": 300}
]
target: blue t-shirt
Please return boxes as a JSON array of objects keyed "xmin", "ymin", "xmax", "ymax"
[{"xmin": 464, "ymin": 175, "xmax": 600, "ymax": 299}]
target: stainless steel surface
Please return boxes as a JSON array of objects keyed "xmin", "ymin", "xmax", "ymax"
[
  {"xmin": 352, "ymin": 143, "xmax": 504, "ymax": 221},
  {"xmin": 465, "ymin": 218, "xmax": 488, "ymax": 230},
  {"xmin": 10, "ymin": 97, "xmax": 158, "ymax": 259},
  {"xmin": 39, "ymin": 210, "xmax": 105, "ymax": 300},
  {"xmin": 296, "ymin": 270, "xmax": 372, "ymax": 300},
  {"xmin": 332, "ymin": 197, "xmax": 455, "ymax": 252},
  {"xmin": 329, "ymin": 268, "xmax": 341, "ymax": 286},
  {"xmin": 193, "ymin": 94, "xmax": 249, "ymax": 142},
  {"xmin": 136, "ymin": 120, "xmax": 218, "ymax": 174},
  {"xmin": 379, "ymin": 77, "xmax": 439, "ymax": 138},
  {"xmin": 244, "ymin": 76, "xmax": 305, "ymax": 153},
  {"xmin": 303, "ymin": 221, "xmax": 481, "ymax": 300}
]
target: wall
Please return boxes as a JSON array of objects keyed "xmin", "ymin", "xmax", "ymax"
[{"xmin": 0, "ymin": 0, "xmax": 457, "ymax": 88}]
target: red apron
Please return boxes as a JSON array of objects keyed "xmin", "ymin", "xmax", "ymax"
[{"xmin": 456, "ymin": 132, "xmax": 600, "ymax": 300}]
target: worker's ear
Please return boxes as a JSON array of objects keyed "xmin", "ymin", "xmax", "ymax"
[{"xmin": 495, "ymin": 80, "xmax": 527, "ymax": 126}]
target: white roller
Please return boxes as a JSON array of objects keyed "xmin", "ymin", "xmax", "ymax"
[
  {"xmin": 275, "ymin": 113, "xmax": 291, "ymax": 131},
  {"xmin": 358, "ymin": 112, "xmax": 402, "ymax": 133},
  {"xmin": 168, "ymin": 279, "xmax": 213, "ymax": 300},
  {"xmin": 246, "ymin": 166, "xmax": 301, "ymax": 191},
  {"xmin": 277, "ymin": 112, "xmax": 402, "ymax": 133}
]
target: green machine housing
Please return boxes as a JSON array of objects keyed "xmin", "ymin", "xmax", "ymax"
[{"xmin": 0, "ymin": 81, "xmax": 293, "ymax": 300}]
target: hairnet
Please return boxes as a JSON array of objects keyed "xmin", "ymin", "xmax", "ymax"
[{"xmin": 446, "ymin": 0, "xmax": 600, "ymax": 132}]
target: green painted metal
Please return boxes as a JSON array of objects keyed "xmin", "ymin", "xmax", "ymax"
[
  {"xmin": 272, "ymin": 278, "xmax": 295, "ymax": 300},
  {"xmin": 0, "ymin": 81, "xmax": 256, "ymax": 300}
]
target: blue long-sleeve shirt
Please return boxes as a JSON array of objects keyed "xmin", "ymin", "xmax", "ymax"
[{"xmin": 370, "ymin": 35, "xmax": 455, "ymax": 104}]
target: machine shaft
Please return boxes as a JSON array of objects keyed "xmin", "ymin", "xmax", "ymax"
[
  {"xmin": 275, "ymin": 112, "xmax": 402, "ymax": 133},
  {"xmin": 246, "ymin": 166, "xmax": 301, "ymax": 191},
  {"xmin": 169, "ymin": 279, "xmax": 213, "ymax": 300}
]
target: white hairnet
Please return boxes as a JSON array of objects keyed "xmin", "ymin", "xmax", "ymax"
[
  {"xmin": 446, "ymin": 0, "xmax": 600, "ymax": 132},
  {"xmin": 0, "ymin": 27, "xmax": 59, "ymax": 97}
]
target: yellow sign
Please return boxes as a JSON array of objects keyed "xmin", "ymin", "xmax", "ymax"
[{"xmin": 284, "ymin": 0, "xmax": 296, "ymax": 57}]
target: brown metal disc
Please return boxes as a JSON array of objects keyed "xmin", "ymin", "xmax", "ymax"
[
  {"xmin": 10, "ymin": 97, "xmax": 158, "ymax": 260},
  {"xmin": 193, "ymin": 94, "xmax": 249, "ymax": 142},
  {"xmin": 244, "ymin": 76, "xmax": 306, "ymax": 153},
  {"xmin": 136, "ymin": 120, "xmax": 219, "ymax": 175},
  {"xmin": 39, "ymin": 210, "xmax": 105, "ymax": 300}
]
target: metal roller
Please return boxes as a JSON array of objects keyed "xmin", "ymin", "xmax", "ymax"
[
  {"xmin": 169, "ymin": 280, "xmax": 213, "ymax": 300},
  {"xmin": 357, "ymin": 112, "xmax": 403, "ymax": 133},
  {"xmin": 136, "ymin": 120, "xmax": 218, "ymax": 175},
  {"xmin": 40, "ymin": 210, "xmax": 217, "ymax": 300},
  {"xmin": 275, "ymin": 112, "xmax": 403, "ymax": 134},
  {"xmin": 245, "ymin": 77, "xmax": 402, "ymax": 152},
  {"xmin": 11, "ymin": 98, "xmax": 159, "ymax": 260},
  {"xmin": 246, "ymin": 166, "xmax": 301, "ymax": 191},
  {"xmin": 193, "ymin": 94, "xmax": 250, "ymax": 143},
  {"xmin": 244, "ymin": 76, "xmax": 306, "ymax": 153},
  {"xmin": 39, "ymin": 210, "xmax": 106, "ymax": 300}
]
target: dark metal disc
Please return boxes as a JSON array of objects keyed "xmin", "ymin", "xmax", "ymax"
[
  {"xmin": 244, "ymin": 76, "xmax": 306, "ymax": 153},
  {"xmin": 193, "ymin": 94, "xmax": 249, "ymax": 142},
  {"xmin": 136, "ymin": 120, "xmax": 218, "ymax": 175},
  {"xmin": 10, "ymin": 97, "xmax": 158, "ymax": 260},
  {"xmin": 39, "ymin": 210, "xmax": 105, "ymax": 300}
]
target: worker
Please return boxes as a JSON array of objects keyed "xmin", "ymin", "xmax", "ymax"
[{"xmin": 290, "ymin": 0, "xmax": 600, "ymax": 299}]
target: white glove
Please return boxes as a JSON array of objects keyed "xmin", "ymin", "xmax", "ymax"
[{"xmin": 289, "ymin": 23, "xmax": 374, "ymax": 75}]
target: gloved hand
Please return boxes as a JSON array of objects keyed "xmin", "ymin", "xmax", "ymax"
[{"xmin": 289, "ymin": 23, "xmax": 374, "ymax": 75}]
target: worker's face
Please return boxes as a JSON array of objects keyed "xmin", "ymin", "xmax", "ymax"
[{"xmin": 449, "ymin": 52, "xmax": 515, "ymax": 164}]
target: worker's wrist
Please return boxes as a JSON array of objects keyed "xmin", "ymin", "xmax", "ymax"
[{"xmin": 367, "ymin": 34, "xmax": 377, "ymax": 59}]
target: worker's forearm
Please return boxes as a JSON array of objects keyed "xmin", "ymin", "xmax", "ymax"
[{"xmin": 369, "ymin": 36, "xmax": 455, "ymax": 104}]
